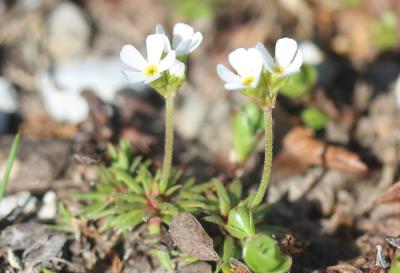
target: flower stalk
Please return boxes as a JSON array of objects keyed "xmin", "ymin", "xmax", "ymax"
[
  {"xmin": 250, "ymin": 110, "xmax": 273, "ymax": 210},
  {"xmin": 161, "ymin": 95, "xmax": 175, "ymax": 190}
]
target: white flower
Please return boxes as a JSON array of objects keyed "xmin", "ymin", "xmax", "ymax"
[
  {"xmin": 169, "ymin": 60, "xmax": 186, "ymax": 78},
  {"xmin": 120, "ymin": 34, "xmax": 176, "ymax": 84},
  {"xmin": 256, "ymin": 37, "xmax": 303, "ymax": 77},
  {"xmin": 155, "ymin": 23, "xmax": 203, "ymax": 56},
  {"xmin": 216, "ymin": 48, "xmax": 263, "ymax": 91}
]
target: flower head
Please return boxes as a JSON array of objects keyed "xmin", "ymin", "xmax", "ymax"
[
  {"xmin": 256, "ymin": 37, "xmax": 303, "ymax": 78},
  {"xmin": 216, "ymin": 48, "xmax": 263, "ymax": 91},
  {"xmin": 120, "ymin": 34, "xmax": 176, "ymax": 84},
  {"xmin": 156, "ymin": 23, "xmax": 203, "ymax": 56}
]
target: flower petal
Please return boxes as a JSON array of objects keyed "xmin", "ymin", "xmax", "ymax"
[
  {"xmin": 275, "ymin": 37, "xmax": 298, "ymax": 68},
  {"xmin": 155, "ymin": 24, "xmax": 166, "ymax": 35},
  {"xmin": 280, "ymin": 50, "xmax": 303, "ymax": 77},
  {"xmin": 172, "ymin": 23, "xmax": 194, "ymax": 50},
  {"xmin": 122, "ymin": 70, "xmax": 147, "ymax": 83},
  {"xmin": 247, "ymin": 48, "xmax": 263, "ymax": 77},
  {"xmin": 224, "ymin": 83, "xmax": 245, "ymax": 91},
  {"xmin": 144, "ymin": 74, "xmax": 161, "ymax": 84},
  {"xmin": 146, "ymin": 34, "xmax": 165, "ymax": 64},
  {"xmin": 228, "ymin": 48, "xmax": 252, "ymax": 77},
  {"xmin": 175, "ymin": 39, "xmax": 192, "ymax": 56},
  {"xmin": 256, "ymin": 42, "xmax": 275, "ymax": 73},
  {"xmin": 120, "ymin": 45, "xmax": 146, "ymax": 71},
  {"xmin": 169, "ymin": 60, "xmax": 186, "ymax": 77},
  {"xmin": 216, "ymin": 64, "xmax": 241, "ymax": 84},
  {"xmin": 158, "ymin": 51, "xmax": 176, "ymax": 73},
  {"xmin": 188, "ymin": 32, "xmax": 203, "ymax": 53},
  {"xmin": 156, "ymin": 24, "xmax": 172, "ymax": 53}
]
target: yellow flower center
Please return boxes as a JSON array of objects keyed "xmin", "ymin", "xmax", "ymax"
[
  {"xmin": 144, "ymin": 65, "xmax": 158, "ymax": 76},
  {"xmin": 242, "ymin": 75, "xmax": 255, "ymax": 87},
  {"xmin": 273, "ymin": 66, "xmax": 285, "ymax": 74}
]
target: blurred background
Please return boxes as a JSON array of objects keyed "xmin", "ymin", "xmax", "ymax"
[{"xmin": 1, "ymin": 0, "xmax": 400, "ymax": 271}]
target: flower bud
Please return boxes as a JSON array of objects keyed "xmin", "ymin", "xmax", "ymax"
[
  {"xmin": 224, "ymin": 206, "xmax": 255, "ymax": 240},
  {"xmin": 243, "ymin": 234, "xmax": 292, "ymax": 273}
]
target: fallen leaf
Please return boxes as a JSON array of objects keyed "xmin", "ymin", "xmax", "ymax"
[
  {"xmin": 169, "ymin": 212, "xmax": 220, "ymax": 262},
  {"xmin": 283, "ymin": 127, "xmax": 368, "ymax": 174},
  {"xmin": 230, "ymin": 258, "xmax": 253, "ymax": 273},
  {"xmin": 327, "ymin": 264, "xmax": 363, "ymax": 273},
  {"xmin": 376, "ymin": 182, "xmax": 400, "ymax": 204}
]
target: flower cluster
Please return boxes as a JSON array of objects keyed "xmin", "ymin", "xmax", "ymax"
[
  {"xmin": 120, "ymin": 23, "xmax": 203, "ymax": 97},
  {"xmin": 217, "ymin": 38, "xmax": 303, "ymax": 111}
]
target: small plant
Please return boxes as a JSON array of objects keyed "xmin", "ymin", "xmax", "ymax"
[
  {"xmin": 71, "ymin": 25, "xmax": 306, "ymax": 273},
  {"xmin": 0, "ymin": 132, "xmax": 21, "ymax": 202},
  {"xmin": 77, "ymin": 140, "xmax": 212, "ymax": 233},
  {"xmin": 215, "ymin": 38, "xmax": 304, "ymax": 272}
]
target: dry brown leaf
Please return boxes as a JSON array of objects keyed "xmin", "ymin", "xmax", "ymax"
[
  {"xmin": 230, "ymin": 258, "xmax": 253, "ymax": 273},
  {"xmin": 327, "ymin": 264, "xmax": 363, "ymax": 273},
  {"xmin": 283, "ymin": 127, "xmax": 368, "ymax": 174},
  {"xmin": 376, "ymin": 182, "xmax": 400, "ymax": 204},
  {"xmin": 169, "ymin": 212, "xmax": 220, "ymax": 262}
]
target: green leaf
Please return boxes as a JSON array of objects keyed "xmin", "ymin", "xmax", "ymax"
[
  {"xmin": 370, "ymin": 11, "xmax": 399, "ymax": 50},
  {"xmin": 0, "ymin": 133, "xmax": 20, "ymax": 202},
  {"xmin": 227, "ymin": 179, "xmax": 242, "ymax": 207},
  {"xmin": 243, "ymin": 235, "xmax": 292, "ymax": 273},
  {"xmin": 165, "ymin": 184, "xmax": 182, "ymax": 196},
  {"xmin": 225, "ymin": 206, "xmax": 255, "ymax": 240},
  {"xmin": 253, "ymin": 203, "xmax": 271, "ymax": 224},
  {"xmin": 232, "ymin": 104, "xmax": 264, "ymax": 162},
  {"xmin": 169, "ymin": 0, "xmax": 219, "ymax": 20},
  {"xmin": 113, "ymin": 193, "xmax": 147, "ymax": 204},
  {"xmin": 203, "ymin": 215, "xmax": 224, "ymax": 226},
  {"xmin": 390, "ymin": 254, "xmax": 400, "ymax": 273},
  {"xmin": 280, "ymin": 64, "xmax": 317, "ymax": 100},
  {"xmin": 111, "ymin": 169, "xmax": 142, "ymax": 194},
  {"xmin": 58, "ymin": 203, "xmax": 73, "ymax": 224},
  {"xmin": 301, "ymin": 107, "xmax": 329, "ymax": 131},
  {"xmin": 159, "ymin": 203, "xmax": 179, "ymax": 216},
  {"xmin": 151, "ymin": 249, "xmax": 175, "ymax": 273},
  {"xmin": 214, "ymin": 180, "xmax": 231, "ymax": 216}
]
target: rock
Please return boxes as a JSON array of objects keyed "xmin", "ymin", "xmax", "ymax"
[
  {"xmin": 37, "ymin": 71, "xmax": 89, "ymax": 124},
  {"xmin": 394, "ymin": 73, "xmax": 400, "ymax": 108},
  {"xmin": 0, "ymin": 191, "xmax": 37, "ymax": 218},
  {"xmin": 0, "ymin": 222, "xmax": 47, "ymax": 250},
  {"xmin": 0, "ymin": 77, "xmax": 18, "ymax": 133},
  {"xmin": 38, "ymin": 191, "xmax": 57, "ymax": 220},
  {"xmin": 44, "ymin": 2, "xmax": 91, "ymax": 63},
  {"xmin": 0, "ymin": 137, "xmax": 70, "ymax": 193},
  {"xmin": 37, "ymin": 57, "xmax": 140, "ymax": 124},
  {"xmin": 176, "ymin": 89, "xmax": 208, "ymax": 139}
]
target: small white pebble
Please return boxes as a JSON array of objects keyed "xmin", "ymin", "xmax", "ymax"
[{"xmin": 38, "ymin": 191, "xmax": 57, "ymax": 220}]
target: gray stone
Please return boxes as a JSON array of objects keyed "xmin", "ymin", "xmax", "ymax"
[{"xmin": 44, "ymin": 2, "xmax": 91, "ymax": 63}]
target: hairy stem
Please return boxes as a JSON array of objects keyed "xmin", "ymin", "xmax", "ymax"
[
  {"xmin": 161, "ymin": 95, "xmax": 174, "ymax": 190},
  {"xmin": 250, "ymin": 110, "xmax": 273, "ymax": 210}
]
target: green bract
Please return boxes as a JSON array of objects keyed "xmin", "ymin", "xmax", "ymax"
[
  {"xmin": 243, "ymin": 235, "xmax": 292, "ymax": 273},
  {"xmin": 150, "ymin": 71, "xmax": 185, "ymax": 98},
  {"xmin": 225, "ymin": 206, "xmax": 255, "ymax": 240}
]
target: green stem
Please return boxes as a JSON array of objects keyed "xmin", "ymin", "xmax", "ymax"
[
  {"xmin": 250, "ymin": 110, "xmax": 273, "ymax": 210},
  {"xmin": 161, "ymin": 95, "xmax": 174, "ymax": 191}
]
